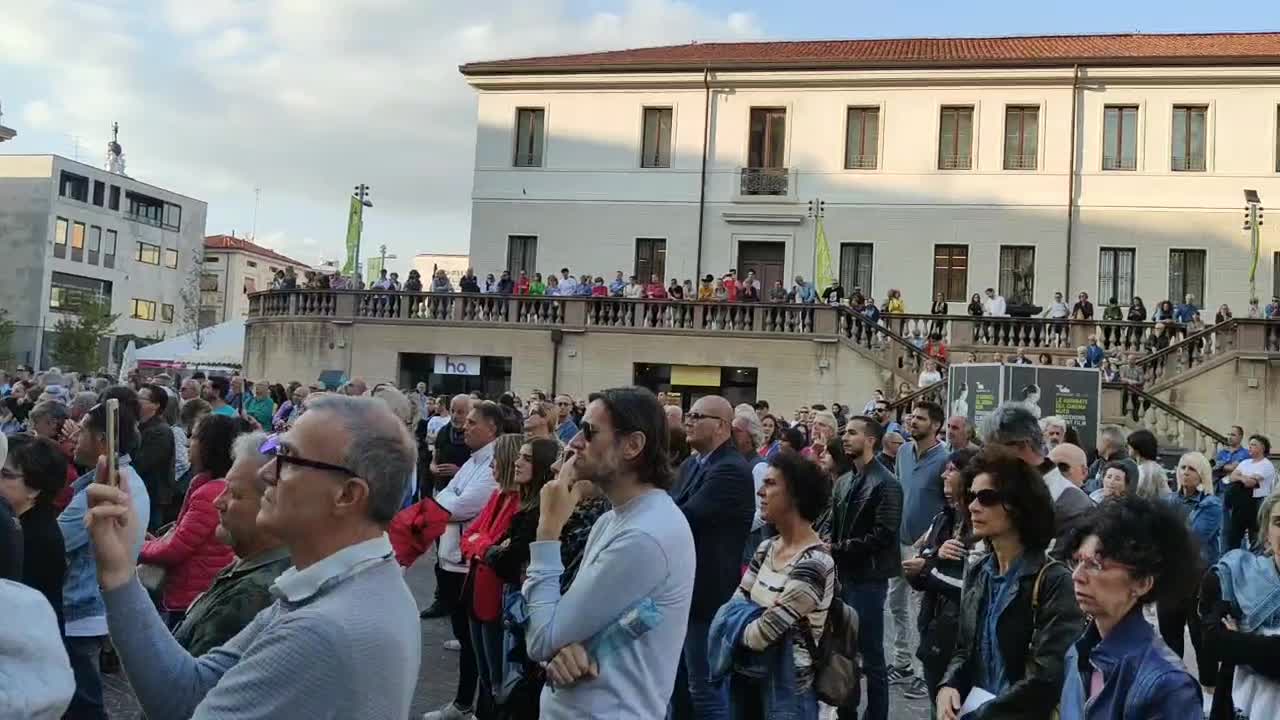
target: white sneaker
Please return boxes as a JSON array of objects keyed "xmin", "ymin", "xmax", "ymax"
[
  {"xmin": 442, "ymin": 639, "xmax": 461, "ymax": 651},
  {"xmin": 422, "ymin": 702, "xmax": 473, "ymax": 720}
]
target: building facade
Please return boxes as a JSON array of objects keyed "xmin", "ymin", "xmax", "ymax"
[
  {"xmin": 412, "ymin": 252, "xmax": 470, "ymax": 288},
  {"xmin": 0, "ymin": 154, "xmax": 208, "ymax": 369},
  {"xmin": 201, "ymin": 234, "xmax": 310, "ymax": 326},
  {"xmin": 462, "ymin": 32, "xmax": 1280, "ymax": 315}
]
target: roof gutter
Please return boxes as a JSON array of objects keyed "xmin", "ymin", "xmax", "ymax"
[{"xmin": 695, "ymin": 67, "xmax": 711, "ymax": 283}]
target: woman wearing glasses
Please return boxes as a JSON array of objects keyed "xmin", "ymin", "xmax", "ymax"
[
  {"xmin": 1058, "ymin": 496, "xmax": 1202, "ymax": 719},
  {"xmin": 138, "ymin": 414, "xmax": 239, "ymax": 628},
  {"xmin": 1156, "ymin": 451, "xmax": 1222, "ymax": 690},
  {"xmin": 1198, "ymin": 493, "xmax": 1280, "ymax": 720},
  {"xmin": 936, "ymin": 448, "xmax": 1083, "ymax": 720}
]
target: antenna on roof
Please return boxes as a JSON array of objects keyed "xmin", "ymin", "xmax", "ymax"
[{"xmin": 105, "ymin": 122, "xmax": 127, "ymax": 175}]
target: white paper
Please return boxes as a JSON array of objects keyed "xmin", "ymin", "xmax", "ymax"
[{"xmin": 959, "ymin": 687, "xmax": 996, "ymax": 717}]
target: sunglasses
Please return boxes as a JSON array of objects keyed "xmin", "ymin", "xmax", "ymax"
[
  {"xmin": 258, "ymin": 434, "xmax": 356, "ymax": 478},
  {"xmin": 686, "ymin": 412, "xmax": 727, "ymax": 424},
  {"xmin": 964, "ymin": 488, "xmax": 1005, "ymax": 507},
  {"xmin": 1055, "ymin": 461, "xmax": 1073, "ymax": 475}
]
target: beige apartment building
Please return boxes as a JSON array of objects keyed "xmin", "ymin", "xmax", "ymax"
[{"xmin": 201, "ymin": 234, "xmax": 309, "ymax": 326}]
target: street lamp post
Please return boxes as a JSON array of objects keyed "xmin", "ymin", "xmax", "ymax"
[
  {"xmin": 1244, "ymin": 189, "xmax": 1264, "ymax": 302},
  {"xmin": 353, "ymin": 184, "xmax": 373, "ymax": 280}
]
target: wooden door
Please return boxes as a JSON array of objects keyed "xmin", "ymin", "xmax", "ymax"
[{"xmin": 737, "ymin": 241, "xmax": 786, "ymax": 293}]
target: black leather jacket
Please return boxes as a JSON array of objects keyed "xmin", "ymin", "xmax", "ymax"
[
  {"xmin": 828, "ymin": 459, "xmax": 904, "ymax": 583},
  {"xmin": 941, "ymin": 549, "xmax": 1084, "ymax": 719}
]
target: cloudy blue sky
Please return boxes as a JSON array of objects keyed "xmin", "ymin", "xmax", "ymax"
[{"xmin": 3, "ymin": 1, "xmax": 1278, "ymax": 273}]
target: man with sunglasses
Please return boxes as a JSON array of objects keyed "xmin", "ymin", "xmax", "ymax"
[
  {"xmin": 554, "ymin": 394, "xmax": 579, "ymax": 444},
  {"xmin": 981, "ymin": 402, "xmax": 1094, "ymax": 555},
  {"xmin": 84, "ymin": 395, "xmax": 421, "ymax": 720},
  {"xmin": 667, "ymin": 395, "xmax": 754, "ymax": 720},
  {"xmin": 521, "ymin": 386, "xmax": 695, "ymax": 720}
]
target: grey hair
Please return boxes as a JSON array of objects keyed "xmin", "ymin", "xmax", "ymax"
[
  {"xmin": 1099, "ymin": 424, "xmax": 1126, "ymax": 449},
  {"xmin": 1039, "ymin": 416, "xmax": 1067, "ymax": 432},
  {"xmin": 980, "ymin": 402, "xmax": 1045, "ymax": 455},
  {"xmin": 733, "ymin": 410, "xmax": 766, "ymax": 448},
  {"xmin": 70, "ymin": 391, "xmax": 99, "ymax": 417},
  {"xmin": 232, "ymin": 431, "xmax": 271, "ymax": 464},
  {"xmin": 305, "ymin": 395, "xmax": 415, "ymax": 526},
  {"xmin": 30, "ymin": 399, "xmax": 69, "ymax": 422}
]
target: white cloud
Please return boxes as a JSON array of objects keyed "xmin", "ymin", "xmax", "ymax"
[
  {"xmin": 2, "ymin": 0, "xmax": 764, "ymax": 267},
  {"xmin": 22, "ymin": 100, "xmax": 52, "ymax": 130}
]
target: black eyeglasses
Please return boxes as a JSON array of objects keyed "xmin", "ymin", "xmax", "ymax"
[
  {"xmin": 1055, "ymin": 461, "xmax": 1073, "ymax": 475},
  {"xmin": 686, "ymin": 412, "xmax": 728, "ymax": 424},
  {"xmin": 259, "ymin": 434, "xmax": 356, "ymax": 478},
  {"xmin": 964, "ymin": 488, "xmax": 1006, "ymax": 507}
]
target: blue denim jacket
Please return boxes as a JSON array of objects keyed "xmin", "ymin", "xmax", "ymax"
[
  {"xmin": 58, "ymin": 457, "xmax": 151, "ymax": 628},
  {"xmin": 1060, "ymin": 610, "xmax": 1201, "ymax": 720},
  {"xmin": 1165, "ymin": 491, "xmax": 1222, "ymax": 568},
  {"xmin": 709, "ymin": 595, "xmax": 817, "ymax": 720}
]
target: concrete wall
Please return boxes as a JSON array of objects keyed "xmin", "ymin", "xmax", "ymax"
[
  {"xmin": 467, "ymin": 66, "xmax": 1280, "ymax": 312},
  {"xmin": 245, "ymin": 319, "xmax": 884, "ymax": 413},
  {"xmin": 1165, "ymin": 358, "xmax": 1280, "ymax": 441},
  {"xmin": 0, "ymin": 159, "xmax": 54, "ymax": 366}
]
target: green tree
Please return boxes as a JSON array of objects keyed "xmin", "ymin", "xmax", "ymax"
[
  {"xmin": 0, "ymin": 308, "xmax": 13, "ymax": 368},
  {"xmin": 50, "ymin": 300, "xmax": 119, "ymax": 373}
]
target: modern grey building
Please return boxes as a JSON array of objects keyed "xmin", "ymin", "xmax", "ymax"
[{"xmin": 0, "ymin": 153, "xmax": 208, "ymax": 369}]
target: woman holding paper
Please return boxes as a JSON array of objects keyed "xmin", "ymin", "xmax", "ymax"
[{"xmin": 935, "ymin": 447, "xmax": 1083, "ymax": 720}]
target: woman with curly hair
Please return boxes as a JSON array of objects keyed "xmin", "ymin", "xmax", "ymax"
[{"xmin": 1058, "ymin": 496, "xmax": 1203, "ymax": 718}]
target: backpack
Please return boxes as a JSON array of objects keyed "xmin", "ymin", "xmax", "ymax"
[{"xmin": 798, "ymin": 577, "xmax": 861, "ymax": 707}]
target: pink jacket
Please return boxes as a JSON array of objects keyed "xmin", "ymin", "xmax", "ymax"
[{"xmin": 139, "ymin": 472, "xmax": 235, "ymax": 611}]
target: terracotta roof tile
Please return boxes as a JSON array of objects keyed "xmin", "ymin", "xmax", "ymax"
[
  {"xmin": 460, "ymin": 32, "xmax": 1280, "ymax": 75},
  {"xmin": 204, "ymin": 235, "xmax": 309, "ymax": 268}
]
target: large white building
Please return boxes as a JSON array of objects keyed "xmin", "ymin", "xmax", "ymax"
[
  {"xmin": 461, "ymin": 32, "xmax": 1280, "ymax": 314},
  {"xmin": 201, "ymin": 234, "xmax": 310, "ymax": 326},
  {"xmin": 0, "ymin": 153, "xmax": 208, "ymax": 369}
]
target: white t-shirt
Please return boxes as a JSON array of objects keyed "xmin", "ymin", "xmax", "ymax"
[{"xmin": 1237, "ymin": 457, "xmax": 1277, "ymax": 498}]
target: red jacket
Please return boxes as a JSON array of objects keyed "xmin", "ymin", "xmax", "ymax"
[
  {"xmin": 459, "ymin": 491, "xmax": 520, "ymax": 563},
  {"xmin": 139, "ymin": 472, "xmax": 235, "ymax": 612},
  {"xmin": 389, "ymin": 496, "xmax": 452, "ymax": 568}
]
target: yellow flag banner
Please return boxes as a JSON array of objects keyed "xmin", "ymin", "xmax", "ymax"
[{"xmin": 815, "ymin": 216, "xmax": 836, "ymax": 293}]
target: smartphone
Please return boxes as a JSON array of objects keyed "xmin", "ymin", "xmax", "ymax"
[{"xmin": 105, "ymin": 398, "xmax": 119, "ymax": 488}]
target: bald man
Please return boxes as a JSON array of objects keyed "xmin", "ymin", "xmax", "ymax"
[
  {"xmin": 670, "ymin": 395, "xmax": 753, "ymax": 718},
  {"xmin": 1049, "ymin": 443, "xmax": 1089, "ymax": 489},
  {"xmin": 345, "ymin": 378, "xmax": 369, "ymax": 396},
  {"xmin": 665, "ymin": 404, "xmax": 684, "ymax": 430}
]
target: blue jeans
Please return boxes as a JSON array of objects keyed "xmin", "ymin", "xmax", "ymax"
[
  {"xmin": 840, "ymin": 580, "xmax": 888, "ymax": 720},
  {"xmin": 64, "ymin": 635, "xmax": 107, "ymax": 720},
  {"xmin": 469, "ymin": 618, "xmax": 504, "ymax": 702},
  {"xmin": 684, "ymin": 619, "xmax": 729, "ymax": 720}
]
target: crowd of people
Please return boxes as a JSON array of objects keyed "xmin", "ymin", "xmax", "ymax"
[{"xmin": 2, "ymin": 361, "xmax": 1279, "ymax": 720}]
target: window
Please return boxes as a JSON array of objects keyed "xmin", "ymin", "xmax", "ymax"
[
  {"xmin": 161, "ymin": 304, "xmax": 174, "ymax": 323},
  {"xmin": 938, "ymin": 106, "xmax": 974, "ymax": 170},
  {"xmin": 505, "ymin": 235, "xmax": 537, "ymax": 278},
  {"xmin": 163, "ymin": 248, "xmax": 178, "ymax": 269},
  {"xmin": 53, "ymin": 217, "xmax": 68, "ymax": 259},
  {"xmin": 1168, "ymin": 250, "xmax": 1206, "ymax": 305},
  {"xmin": 200, "ymin": 273, "xmax": 219, "ymax": 291},
  {"xmin": 135, "ymin": 241, "xmax": 160, "ymax": 265},
  {"xmin": 513, "ymin": 108, "xmax": 545, "ymax": 167},
  {"xmin": 199, "ymin": 309, "xmax": 219, "ymax": 327},
  {"xmin": 104, "ymin": 229, "xmax": 117, "ymax": 269},
  {"xmin": 108, "ymin": 185, "xmax": 120, "ymax": 210},
  {"xmin": 163, "ymin": 203, "xmax": 182, "ymax": 230},
  {"xmin": 87, "ymin": 225, "xmax": 101, "ymax": 265},
  {"xmin": 1103, "ymin": 105, "xmax": 1139, "ymax": 170},
  {"xmin": 1274, "ymin": 252, "xmax": 1280, "ymax": 298},
  {"xmin": 998, "ymin": 246, "xmax": 1036, "ymax": 302},
  {"xmin": 92, "ymin": 180, "xmax": 105, "ymax": 207},
  {"xmin": 246, "ymin": 260, "xmax": 258, "ymax": 268},
  {"xmin": 933, "ymin": 244, "xmax": 969, "ymax": 302},
  {"xmin": 1004, "ymin": 106, "xmax": 1039, "ymax": 170},
  {"xmin": 748, "ymin": 108, "xmax": 787, "ymax": 168},
  {"xmin": 70, "ymin": 221, "xmax": 85, "ymax": 262},
  {"xmin": 125, "ymin": 191, "xmax": 165, "ymax": 226},
  {"xmin": 1098, "ymin": 248, "xmax": 1136, "ymax": 306},
  {"xmin": 59, "ymin": 171, "xmax": 89, "ymax": 201},
  {"xmin": 204, "ymin": 255, "xmax": 221, "ymax": 263},
  {"xmin": 244, "ymin": 277, "xmax": 257, "ymax": 294},
  {"xmin": 845, "ymin": 107, "xmax": 879, "ymax": 169},
  {"xmin": 634, "ymin": 238, "xmax": 667, "ymax": 282},
  {"xmin": 1171, "ymin": 105, "xmax": 1207, "ymax": 172},
  {"xmin": 49, "ymin": 272, "xmax": 112, "ymax": 313},
  {"xmin": 838, "ymin": 243, "xmax": 873, "ymax": 293},
  {"xmin": 131, "ymin": 298, "xmax": 157, "ymax": 321},
  {"xmin": 640, "ymin": 107, "xmax": 673, "ymax": 168}
]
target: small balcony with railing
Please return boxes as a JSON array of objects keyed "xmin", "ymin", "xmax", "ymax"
[
  {"xmin": 736, "ymin": 167, "xmax": 795, "ymax": 201},
  {"xmin": 938, "ymin": 154, "xmax": 972, "ymax": 171},
  {"xmin": 1103, "ymin": 155, "xmax": 1138, "ymax": 171},
  {"xmin": 1004, "ymin": 154, "xmax": 1037, "ymax": 170},
  {"xmin": 1171, "ymin": 156, "xmax": 1207, "ymax": 172}
]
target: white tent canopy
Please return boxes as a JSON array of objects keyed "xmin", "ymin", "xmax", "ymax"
[{"xmin": 135, "ymin": 319, "xmax": 244, "ymax": 368}]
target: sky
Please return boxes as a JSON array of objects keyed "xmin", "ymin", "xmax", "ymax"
[{"xmin": 3, "ymin": 0, "xmax": 1279, "ymax": 275}]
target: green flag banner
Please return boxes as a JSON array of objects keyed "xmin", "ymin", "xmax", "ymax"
[
  {"xmin": 342, "ymin": 195, "xmax": 362, "ymax": 276},
  {"xmin": 815, "ymin": 216, "xmax": 836, "ymax": 292},
  {"xmin": 365, "ymin": 256, "xmax": 384, "ymax": 280}
]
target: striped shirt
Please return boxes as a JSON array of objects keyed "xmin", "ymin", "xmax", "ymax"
[{"xmin": 738, "ymin": 539, "xmax": 835, "ymax": 679}]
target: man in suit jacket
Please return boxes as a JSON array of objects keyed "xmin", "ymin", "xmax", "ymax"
[{"xmin": 668, "ymin": 395, "xmax": 754, "ymax": 720}]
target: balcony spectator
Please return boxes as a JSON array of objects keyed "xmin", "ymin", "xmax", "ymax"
[
  {"xmin": 544, "ymin": 274, "xmax": 560, "ymax": 295},
  {"xmin": 966, "ymin": 293, "xmax": 983, "ymax": 318},
  {"xmin": 459, "ymin": 269, "xmax": 480, "ymax": 293},
  {"xmin": 723, "ymin": 271, "xmax": 739, "ymax": 301},
  {"xmin": 432, "ymin": 270, "xmax": 455, "ymax": 293},
  {"xmin": 270, "ymin": 270, "xmax": 285, "ymax": 289},
  {"xmin": 924, "ymin": 333, "xmax": 949, "ymax": 363},
  {"xmin": 1152, "ymin": 299, "xmax": 1176, "ymax": 323},
  {"xmin": 513, "ymin": 270, "xmax": 529, "ymax": 295},
  {"xmin": 792, "ymin": 276, "xmax": 817, "ymax": 304},
  {"xmin": 574, "ymin": 275, "xmax": 593, "ymax": 297},
  {"xmin": 282, "ymin": 266, "xmax": 297, "ymax": 289},
  {"xmin": 886, "ymin": 289, "xmax": 906, "ymax": 314},
  {"xmin": 403, "ymin": 270, "xmax": 423, "ymax": 292},
  {"xmin": 554, "ymin": 268, "xmax": 574, "ymax": 293},
  {"xmin": 646, "ymin": 274, "xmax": 667, "ymax": 299},
  {"xmin": 608, "ymin": 271, "xmax": 626, "ymax": 297},
  {"xmin": 822, "ymin": 281, "xmax": 845, "ymax": 305},
  {"xmin": 768, "ymin": 281, "xmax": 787, "ymax": 303},
  {"xmin": 741, "ymin": 270, "xmax": 760, "ymax": 302},
  {"xmin": 1100, "ymin": 296, "xmax": 1123, "ymax": 346},
  {"xmin": 1071, "ymin": 291, "xmax": 1094, "ymax": 320},
  {"xmin": 1248, "ymin": 297, "xmax": 1263, "ymax": 318},
  {"xmin": 982, "ymin": 287, "xmax": 1007, "ymax": 317},
  {"xmin": 661, "ymin": 277, "xmax": 681, "ymax": 299},
  {"xmin": 529, "ymin": 273, "xmax": 546, "ymax": 295},
  {"xmin": 371, "ymin": 269, "xmax": 391, "ymax": 290},
  {"xmin": 622, "ymin": 275, "xmax": 643, "ymax": 299},
  {"xmin": 1174, "ymin": 293, "xmax": 1198, "ymax": 324},
  {"xmin": 590, "ymin": 277, "xmax": 608, "ymax": 297}
]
